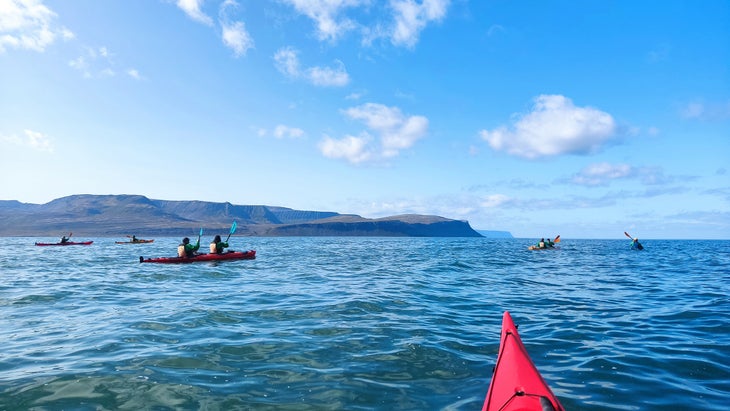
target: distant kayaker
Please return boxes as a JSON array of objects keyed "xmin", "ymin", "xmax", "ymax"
[
  {"xmin": 536, "ymin": 238, "xmax": 546, "ymax": 249},
  {"xmin": 131, "ymin": 235, "xmax": 138, "ymax": 243},
  {"xmin": 60, "ymin": 235, "xmax": 70, "ymax": 244},
  {"xmin": 631, "ymin": 237, "xmax": 644, "ymax": 250},
  {"xmin": 209, "ymin": 235, "xmax": 229, "ymax": 254},
  {"xmin": 545, "ymin": 238, "xmax": 555, "ymax": 247},
  {"xmin": 178, "ymin": 237, "xmax": 200, "ymax": 257}
]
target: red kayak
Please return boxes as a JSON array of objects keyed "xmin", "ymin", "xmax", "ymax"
[
  {"xmin": 35, "ymin": 241, "xmax": 94, "ymax": 246},
  {"xmin": 140, "ymin": 250, "xmax": 256, "ymax": 264},
  {"xmin": 482, "ymin": 311, "xmax": 565, "ymax": 411}
]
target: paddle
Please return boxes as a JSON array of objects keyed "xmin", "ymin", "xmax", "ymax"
[
  {"xmin": 198, "ymin": 227, "xmax": 203, "ymax": 244},
  {"xmin": 553, "ymin": 235, "xmax": 561, "ymax": 243},
  {"xmin": 625, "ymin": 231, "xmax": 644, "ymax": 250},
  {"xmin": 225, "ymin": 221, "xmax": 237, "ymax": 242}
]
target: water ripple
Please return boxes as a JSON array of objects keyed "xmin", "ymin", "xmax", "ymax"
[{"xmin": 0, "ymin": 238, "xmax": 728, "ymax": 410}]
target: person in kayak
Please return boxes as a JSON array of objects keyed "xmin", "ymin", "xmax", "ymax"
[
  {"xmin": 536, "ymin": 238, "xmax": 546, "ymax": 249},
  {"xmin": 631, "ymin": 237, "xmax": 644, "ymax": 250},
  {"xmin": 209, "ymin": 235, "xmax": 229, "ymax": 254},
  {"xmin": 60, "ymin": 235, "xmax": 70, "ymax": 244},
  {"xmin": 545, "ymin": 238, "xmax": 555, "ymax": 247},
  {"xmin": 178, "ymin": 237, "xmax": 200, "ymax": 257}
]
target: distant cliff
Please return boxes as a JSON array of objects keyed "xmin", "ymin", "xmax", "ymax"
[{"xmin": 0, "ymin": 195, "xmax": 486, "ymax": 237}]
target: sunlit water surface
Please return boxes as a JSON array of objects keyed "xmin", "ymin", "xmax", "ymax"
[{"xmin": 1, "ymin": 237, "xmax": 728, "ymax": 410}]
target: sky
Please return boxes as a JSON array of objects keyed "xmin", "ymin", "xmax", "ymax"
[{"xmin": 1, "ymin": 0, "xmax": 728, "ymax": 239}]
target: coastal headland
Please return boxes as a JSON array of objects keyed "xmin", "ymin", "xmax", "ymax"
[{"xmin": 0, "ymin": 194, "xmax": 510, "ymax": 238}]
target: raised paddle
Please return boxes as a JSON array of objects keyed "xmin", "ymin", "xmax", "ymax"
[
  {"xmin": 624, "ymin": 231, "xmax": 633, "ymax": 239},
  {"xmin": 553, "ymin": 235, "xmax": 561, "ymax": 243},
  {"xmin": 225, "ymin": 221, "xmax": 237, "ymax": 243}
]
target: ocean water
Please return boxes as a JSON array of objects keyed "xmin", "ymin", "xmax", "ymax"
[{"xmin": 0, "ymin": 237, "xmax": 728, "ymax": 410}]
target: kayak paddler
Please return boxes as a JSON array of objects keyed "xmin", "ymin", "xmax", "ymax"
[
  {"xmin": 630, "ymin": 237, "xmax": 644, "ymax": 250},
  {"xmin": 209, "ymin": 235, "xmax": 229, "ymax": 254},
  {"xmin": 178, "ymin": 237, "xmax": 200, "ymax": 257}
]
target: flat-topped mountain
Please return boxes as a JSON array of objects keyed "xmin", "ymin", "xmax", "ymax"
[{"xmin": 0, "ymin": 194, "xmax": 491, "ymax": 237}]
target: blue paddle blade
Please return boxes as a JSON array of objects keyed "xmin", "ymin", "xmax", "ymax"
[
  {"xmin": 230, "ymin": 221, "xmax": 237, "ymax": 234},
  {"xmin": 199, "ymin": 227, "xmax": 203, "ymax": 236}
]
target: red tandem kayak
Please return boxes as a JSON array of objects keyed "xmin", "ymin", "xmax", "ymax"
[
  {"xmin": 482, "ymin": 311, "xmax": 565, "ymax": 411},
  {"xmin": 35, "ymin": 241, "xmax": 94, "ymax": 246},
  {"xmin": 140, "ymin": 250, "xmax": 256, "ymax": 264}
]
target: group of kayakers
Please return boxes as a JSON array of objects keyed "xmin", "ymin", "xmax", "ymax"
[
  {"xmin": 178, "ymin": 235, "xmax": 230, "ymax": 257},
  {"xmin": 530, "ymin": 232, "xmax": 644, "ymax": 250},
  {"xmin": 532, "ymin": 237, "xmax": 558, "ymax": 249}
]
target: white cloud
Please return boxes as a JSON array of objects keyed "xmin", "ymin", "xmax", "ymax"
[
  {"xmin": 274, "ymin": 46, "xmax": 350, "ymax": 87},
  {"xmin": 480, "ymin": 95, "xmax": 618, "ymax": 159},
  {"xmin": 307, "ymin": 61, "xmax": 350, "ymax": 86},
  {"xmin": 176, "ymin": 0, "xmax": 213, "ymax": 25},
  {"xmin": 319, "ymin": 103, "xmax": 428, "ymax": 164},
  {"xmin": 273, "ymin": 125, "xmax": 305, "ymax": 139},
  {"xmin": 279, "ymin": 0, "xmax": 363, "ymax": 42},
  {"xmin": 2, "ymin": 129, "xmax": 53, "ymax": 152},
  {"xmin": 570, "ymin": 162, "xmax": 634, "ymax": 186},
  {"xmin": 274, "ymin": 47, "xmax": 300, "ymax": 77},
  {"xmin": 480, "ymin": 194, "xmax": 510, "ymax": 208},
  {"xmin": 221, "ymin": 20, "xmax": 253, "ymax": 56},
  {"xmin": 319, "ymin": 133, "xmax": 374, "ymax": 164},
  {"xmin": 68, "ymin": 46, "xmax": 119, "ymax": 78},
  {"xmin": 390, "ymin": 0, "xmax": 450, "ymax": 48},
  {"xmin": 0, "ymin": 0, "xmax": 73, "ymax": 53},
  {"xmin": 127, "ymin": 68, "xmax": 142, "ymax": 80},
  {"xmin": 219, "ymin": 0, "xmax": 253, "ymax": 57},
  {"xmin": 680, "ymin": 100, "xmax": 730, "ymax": 121}
]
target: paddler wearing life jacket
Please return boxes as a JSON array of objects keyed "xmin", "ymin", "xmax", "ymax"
[
  {"xmin": 209, "ymin": 235, "xmax": 229, "ymax": 254},
  {"xmin": 178, "ymin": 237, "xmax": 200, "ymax": 257},
  {"xmin": 631, "ymin": 237, "xmax": 643, "ymax": 250},
  {"xmin": 536, "ymin": 238, "xmax": 546, "ymax": 249}
]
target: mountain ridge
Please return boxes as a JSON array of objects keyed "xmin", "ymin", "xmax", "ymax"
[{"xmin": 0, "ymin": 194, "xmax": 497, "ymax": 238}]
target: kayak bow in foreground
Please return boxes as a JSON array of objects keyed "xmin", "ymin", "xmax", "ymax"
[
  {"xmin": 483, "ymin": 311, "xmax": 565, "ymax": 411},
  {"xmin": 140, "ymin": 250, "xmax": 256, "ymax": 264}
]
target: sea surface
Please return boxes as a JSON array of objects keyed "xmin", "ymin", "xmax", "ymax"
[{"xmin": 1, "ymin": 237, "xmax": 728, "ymax": 410}]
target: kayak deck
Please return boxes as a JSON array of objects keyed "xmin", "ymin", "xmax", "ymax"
[
  {"xmin": 483, "ymin": 311, "xmax": 564, "ymax": 411},
  {"xmin": 140, "ymin": 250, "xmax": 256, "ymax": 264}
]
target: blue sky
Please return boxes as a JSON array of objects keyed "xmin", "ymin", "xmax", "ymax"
[{"xmin": 1, "ymin": 0, "xmax": 728, "ymax": 239}]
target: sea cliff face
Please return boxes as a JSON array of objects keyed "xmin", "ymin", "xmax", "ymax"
[{"xmin": 0, "ymin": 195, "xmax": 487, "ymax": 238}]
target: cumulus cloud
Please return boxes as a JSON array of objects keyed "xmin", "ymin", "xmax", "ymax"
[
  {"xmin": 221, "ymin": 20, "xmax": 253, "ymax": 56},
  {"xmin": 319, "ymin": 103, "xmax": 428, "ymax": 164},
  {"xmin": 176, "ymin": 0, "xmax": 213, "ymax": 25},
  {"xmin": 480, "ymin": 95, "xmax": 618, "ymax": 159},
  {"xmin": 2, "ymin": 129, "xmax": 53, "ymax": 152},
  {"xmin": 274, "ymin": 47, "xmax": 350, "ymax": 87},
  {"xmin": 219, "ymin": 0, "xmax": 253, "ymax": 57},
  {"xmin": 0, "ymin": 0, "xmax": 73, "ymax": 53},
  {"xmin": 319, "ymin": 133, "xmax": 374, "ymax": 164},
  {"xmin": 390, "ymin": 0, "xmax": 450, "ymax": 48},
  {"xmin": 279, "ymin": 0, "xmax": 362, "ymax": 42}
]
